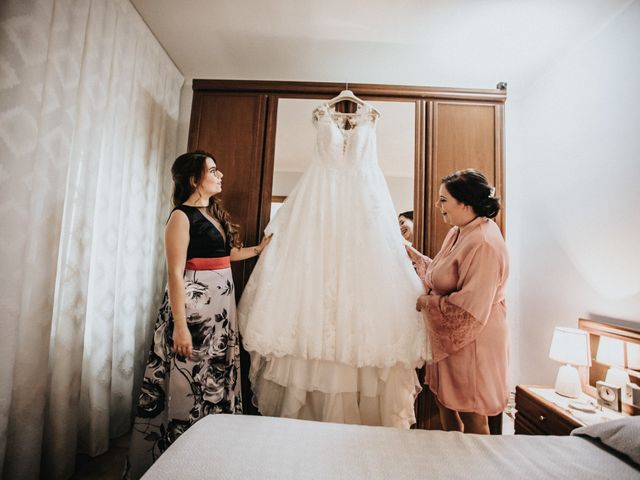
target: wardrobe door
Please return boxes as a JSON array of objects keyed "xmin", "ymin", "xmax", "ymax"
[
  {"xmin": 188, "ymin": 92, "xmax": 269, "ymax": 299},
  {"xmin": 426, "ymin": 100, "xmax": 504, "ymax": 257}
]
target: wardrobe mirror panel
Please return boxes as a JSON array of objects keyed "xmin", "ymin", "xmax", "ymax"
[{"xmin": 272, "ymin": 98, "xmax": 416, "ymax": 224}]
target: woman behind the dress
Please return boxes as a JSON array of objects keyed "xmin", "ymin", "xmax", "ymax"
[
  {"xmin": 127, "ymin": 151, "xmax": 271, "ymax": 478},
  {"xmin": 406, "ymin": 169, "xmax": 509, "ymax": 434}
]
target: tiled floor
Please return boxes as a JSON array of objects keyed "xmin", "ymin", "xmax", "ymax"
[{"xmin": 72, "ymin": 433, "xmax": 130, "ymax": 480}]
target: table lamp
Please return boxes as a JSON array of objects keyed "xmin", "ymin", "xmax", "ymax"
[
  {"xmin": 548, "ymin": 327, "xmax": 591, "ymax": 398},
  {"xmin": 596, "ymin": 336, "xmax": 630, "ymax": 389}
]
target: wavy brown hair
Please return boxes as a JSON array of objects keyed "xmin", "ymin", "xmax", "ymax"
[{"xmin": 171, "ymin": 150, "xmax": 242, "ymax": 249}]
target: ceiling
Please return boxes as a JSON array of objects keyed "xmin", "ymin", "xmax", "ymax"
[{"xmin": 131, "ymin": 0, "xmax": 632, "ymax": 96}]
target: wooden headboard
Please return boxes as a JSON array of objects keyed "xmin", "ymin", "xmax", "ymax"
[{"xmin": 578, "ymin": 318, "xmax": 640, "ymax": 415}]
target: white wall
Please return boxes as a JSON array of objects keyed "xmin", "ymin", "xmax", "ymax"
[
  {"xmin": 176, "ymin": 81, "xmax": 193, "ymax": 153},
  {"xmin": 508, "ymin": 1, "xmax": 640, "ymax": 386}
]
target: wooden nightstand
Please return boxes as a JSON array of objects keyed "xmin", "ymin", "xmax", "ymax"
[
  {"xmin": 515, "ymin": 385, "xmax": 581, "ymax": 435},
  {"xmin": 514, "ymin": 385, "xmax": 627, "ymax": 435}
]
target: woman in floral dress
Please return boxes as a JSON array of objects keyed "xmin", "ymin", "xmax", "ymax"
[{"xmin": 127, "ymin": 151, "xmax": 271, "ymax": 478}]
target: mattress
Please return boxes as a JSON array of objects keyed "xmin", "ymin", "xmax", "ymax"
[{"xmin": 142, "ymin": 414, "xmax": 639, "ymax": 479}]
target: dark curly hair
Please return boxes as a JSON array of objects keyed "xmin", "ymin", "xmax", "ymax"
[
  {"xmin": 442, "ymin": 169, "xmax": 500, "ymax": 219},
  {"xmin": 170, "ymin": 150, "xmax": 241, "ymax": 249}
]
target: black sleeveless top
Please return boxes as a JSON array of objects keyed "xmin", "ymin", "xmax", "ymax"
[{"xmin": 171, "ymin": 205, "xmax": 230, "ymax": 259}]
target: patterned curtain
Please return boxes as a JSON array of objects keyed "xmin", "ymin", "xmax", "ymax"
[{"xmin": 0, "ymin": 0, "xmax": 184, "ymax": 478}]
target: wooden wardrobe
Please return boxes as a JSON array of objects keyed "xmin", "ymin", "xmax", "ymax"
[{"xmin": 187, "ymin": 79, "xmax": 506, "ymax": 430}]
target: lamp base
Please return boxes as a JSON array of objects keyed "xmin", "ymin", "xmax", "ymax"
[{"xmin": 554, "ymin": 364, "xmax": 581, "ymax": 398}]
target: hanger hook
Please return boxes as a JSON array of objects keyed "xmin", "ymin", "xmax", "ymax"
[{"xmin": 345, "ymin": 80, "xmax": 349, "ymax": 91}]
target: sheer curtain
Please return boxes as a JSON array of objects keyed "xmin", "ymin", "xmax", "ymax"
[{"xmin": 0, "ymin": 0, "xmax": 184, "ymax": 478}]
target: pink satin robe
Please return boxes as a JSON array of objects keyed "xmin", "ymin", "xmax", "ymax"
[{"xmin": 416, "ymin": 217, "xmax": 509, "ymax": 416}]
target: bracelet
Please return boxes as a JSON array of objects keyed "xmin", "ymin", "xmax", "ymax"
[{"xmin": 253, "ymin": 246, "xmax": 260, "ymax": 255}]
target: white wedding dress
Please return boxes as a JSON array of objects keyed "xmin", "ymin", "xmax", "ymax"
[{"xmin": 238, "ymin": 102, "xmax": 430, "ymax": 428}]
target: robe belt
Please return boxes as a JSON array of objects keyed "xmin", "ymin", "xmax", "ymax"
[{"xmin": 185, "ymin": 256, "xmax": 231, "ymax": 271}]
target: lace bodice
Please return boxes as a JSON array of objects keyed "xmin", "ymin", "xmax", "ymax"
[{"xmin": 312, "ymin": 104, "xmax": 379, "ymax": 169}]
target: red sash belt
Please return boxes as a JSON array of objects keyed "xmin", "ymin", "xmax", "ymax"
[{"xmin": 185, "ymin": 256, "xmax": 231, "ymax": 271}]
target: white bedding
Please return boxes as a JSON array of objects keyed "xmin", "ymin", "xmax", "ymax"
[{"xmin": 142, "ymin": 414, "xmax": 639, "ymax": 480}]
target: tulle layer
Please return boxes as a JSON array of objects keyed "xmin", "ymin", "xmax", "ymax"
[
  {"xmin": 238, "ymin": 162, "xmax": 430, "ymax": 368},
  {"xmin": 248, "ymin": 352, "xmax": 422, "ymax": 428}
]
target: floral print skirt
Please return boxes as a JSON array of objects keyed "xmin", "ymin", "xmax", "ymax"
[{"xmin": 127, "ymin": 268, "xmax": 242, "ymax": 479}]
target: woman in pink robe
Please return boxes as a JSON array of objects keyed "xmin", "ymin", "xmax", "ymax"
[{"xmin": 407, "ymin": 169, "xmax": 509, "ymax": 434}]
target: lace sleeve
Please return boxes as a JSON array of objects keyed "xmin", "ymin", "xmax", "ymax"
[
  {"xmin": 423, "ymin": 295, "xmax": 485, "ymax": 363},
  {"xmin": 414, "ymin": 255, "xmax": 432, "ymax": 290},
  {"xmin": 414, "ymin": 255, "xmax": 430, "ymax": 279},
  {"xmin": 312, "ymin": 104, "xmax": 328, "ymax": 124}
]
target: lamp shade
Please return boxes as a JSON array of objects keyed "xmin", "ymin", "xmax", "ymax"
[
  {"xmin": 596, "ymin": 337, "xmax": 625, "ymax": 367},
  {"xmin": 548, "ymin": 327, "xmax": 591, "ymax": 367}
]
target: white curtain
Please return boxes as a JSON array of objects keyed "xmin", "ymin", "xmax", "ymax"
[{"xmin": 0, "ymin": 0, "xmax": 184, "ymax": 478}]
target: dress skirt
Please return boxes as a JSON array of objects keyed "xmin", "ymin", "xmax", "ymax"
[{"xmin": 127, "ymin": 267, "xmax": 242, "ymax": 479}]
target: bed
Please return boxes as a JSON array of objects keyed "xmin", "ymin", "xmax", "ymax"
[{"xmin": 142, "ymin": 413, "xmax": 639, "ymax": 479}]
